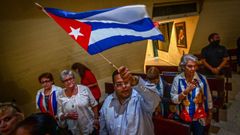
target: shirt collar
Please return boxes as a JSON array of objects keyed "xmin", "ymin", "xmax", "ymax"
[
  {"xmin": 40, "ymin": 85, "xmax": 56, "ymax": 95},
  {"xmin": 111, "ymin": 89, "xmax": 136, "ymax": 105}
]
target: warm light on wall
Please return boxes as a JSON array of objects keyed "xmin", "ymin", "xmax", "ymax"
[{"xmin": 144, "ymin": 15, "xmax": 199, "ymax": 68}]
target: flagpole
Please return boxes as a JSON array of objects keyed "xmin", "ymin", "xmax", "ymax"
[
  {"xmin": 98, "ymin": 53, "xmax": 118, "ymax": 70},
  {"xmin": 34, "ymin": 2, "xmax": 50, "ymax": 17}
]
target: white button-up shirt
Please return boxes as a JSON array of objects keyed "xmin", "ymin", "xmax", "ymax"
[{"xmin": 100, "ymin": 78, "xmax": 160, "ymax": 135}]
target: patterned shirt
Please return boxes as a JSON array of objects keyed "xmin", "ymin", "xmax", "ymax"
[{"xmin": 170, "ymin": 72, "xmax": 213, "ymax": 118}]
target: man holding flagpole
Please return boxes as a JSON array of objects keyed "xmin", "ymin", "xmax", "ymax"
[{"xmin": 99, "ymin": 66, "xmax": 160, "ymax": 135}]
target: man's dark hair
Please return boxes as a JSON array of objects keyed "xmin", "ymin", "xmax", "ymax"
[
  {"xmin": 16, "ymin": 113, "xmax": 60, "ymax": 135},
  {"xmin": 208, "ymin": 33, "xmax": 218, "ymax": 42},
  {"xmin": 112, "ymin": 70, "xmax": 119, "ymax": 84}
]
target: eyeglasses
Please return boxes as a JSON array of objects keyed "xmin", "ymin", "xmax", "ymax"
[
  {"xmin": 114, "ymin": 82, "xmax": 130, "ymax": 88},
  {"xmin": 40, "ymin": 80, "xmax": 51, "ymax": 84},
  {"xmin": 63, "ymin": 77, "xmax": 74, "ymax": 83}
]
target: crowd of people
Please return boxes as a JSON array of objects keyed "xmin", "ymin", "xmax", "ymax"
[{"xmin": 0, "ymin": 33, "xmax": 235, "ymax": 135}]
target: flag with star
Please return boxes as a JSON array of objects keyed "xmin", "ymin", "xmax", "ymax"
[{"xmin": 42, "ymin": 5, "xmax": 164, "ymax": 55}]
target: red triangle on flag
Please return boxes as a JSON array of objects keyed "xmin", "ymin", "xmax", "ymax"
[{"xmin": 47, "ymin": 13, "xmax": 91, "ymax": 51}]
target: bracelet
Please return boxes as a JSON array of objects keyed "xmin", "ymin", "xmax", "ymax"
[{"xmin": 181, "ymin": 92, "xmax": 187, "ymax": 97}]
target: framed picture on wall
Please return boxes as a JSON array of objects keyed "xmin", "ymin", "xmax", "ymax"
[{"xmin": 175, "ymin": 22, "xmax": 187, "ymax": 48}]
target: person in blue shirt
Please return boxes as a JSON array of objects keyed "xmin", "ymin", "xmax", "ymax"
[
  {"xmin": 146, "ymin": 66, "xmax": 171, "ymax": 118},
  {"xmin": 99, "ymin": 66, "xmax": 160, "ymax": 135}
]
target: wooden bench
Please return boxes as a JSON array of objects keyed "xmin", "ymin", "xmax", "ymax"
[
  {"xmin": 228, "ymin": 48, "xmax": 238, "ymax": 72},
  {"xmin": 146, "ymin": 65, "xmax": 179, "ymax": 74},
  {"xmin": 153, "ymin": 116, "xmax": 191, "ymax": 135},
  {"xmin": 206, "ymin": 76, "xmax": 225, "ymax": 122}
]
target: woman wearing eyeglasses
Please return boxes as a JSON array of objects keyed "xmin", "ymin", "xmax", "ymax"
[
  {"xmin": 58, "ymin": 70, "xmax": 99, "ymax": 135},
  {"xmin": 36, "ymin": 72, "xmax": 63, "ymax": 117},
  {"xmin": 170, "ymin": 54, "xmax": 213, "ymax": 135}
]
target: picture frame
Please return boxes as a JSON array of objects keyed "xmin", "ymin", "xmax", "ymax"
[
  {"xmin": 175, "ymin": 22, "xmax": 187, "ymax": 48},
  {"xmin": 156, "ymin": 22, "xmax": 173, "ymax": 52}
]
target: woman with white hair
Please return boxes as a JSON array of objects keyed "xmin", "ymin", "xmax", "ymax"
[
  {"xmin": 170, "ymin": 54, "xmax": 213, "ymax": 135},
  {"xmin": 57, "ymin": 70, "xmax": 99, "ymax": 135}
]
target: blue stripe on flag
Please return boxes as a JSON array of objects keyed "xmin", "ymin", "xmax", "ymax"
[
  {"xmin": 83, "ymin": 18, "xmax": 155, "ymax": 31},
  {"xmin": 88, "ymin": 34, "xmax": 164, "ymax": 54}
]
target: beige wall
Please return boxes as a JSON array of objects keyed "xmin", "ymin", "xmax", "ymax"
[
  {"xmin": 190, "ymin": 0, "xmax": 240, "ymax": 53},
  {"xmin": 0, "ymin": 0, "xmax": 150, "ymax": 115},
  {"xmin": 145, "ymin": 16, "xmax": 199, "ymax": 66}
]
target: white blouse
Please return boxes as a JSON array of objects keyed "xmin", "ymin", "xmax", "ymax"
[{"xmin": 58, "ymin": 85, "xmax": 98, "ymax": 135}]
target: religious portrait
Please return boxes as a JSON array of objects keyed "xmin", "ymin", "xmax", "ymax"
[{"xmin": 175, "ymin": 22, "xmax": 187, "ymax": 48}]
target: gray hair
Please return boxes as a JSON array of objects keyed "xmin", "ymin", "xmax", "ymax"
[
  {"xmin": 179, "ymin": 54, "xmax": 198, "ymax": 71},
  {"xmin": 60, "ymin": 70, "xmax": 75, "ymax": 82}
]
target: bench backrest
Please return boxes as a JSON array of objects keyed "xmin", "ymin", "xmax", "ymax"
[
  {"xmin": 153, "ymin": 116, "xmax": 191, "ymax": 135},
  {"xmin": 146, "ymin": 65, "xmax": 179, "ymax": 74}
]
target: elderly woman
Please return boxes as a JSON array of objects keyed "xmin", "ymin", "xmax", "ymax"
[
  {"xmin": 58, "ymin": 70, "xmax": 99, "ymax": 135},
  {"xmin": 36, "ymin": 72, "xmax": 63, "ymax": 117},
  {"xmin": 170, "ymin": 54, "xmax": 213, "ymax": 135},
  {"xmin": 0, "ymin": 102, "xmax": 24, "ymax": 135}
]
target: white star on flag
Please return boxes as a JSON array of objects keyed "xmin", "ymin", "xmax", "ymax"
[{"xmin": 69, "ymin": 26, "xmax": 84, "ymax": 40}]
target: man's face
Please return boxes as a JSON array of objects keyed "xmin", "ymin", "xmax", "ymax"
[
  {"xmin": 149, "ymin": 77, "xmax": 160, "ymax": 85},
  {"xmin": 113, "ymin": 74, "xmax": 132, "ymax": 100},
  {"xmin": 184, "ymin": 60, "xmax": 198, "ymax": 76},
  {"xmin": 211, "ymin": 34, "xmax": 220, "ymax": 44},
  {"xmin": 0, "ymin": 110, "xmax": 19, "ymax": 135}
]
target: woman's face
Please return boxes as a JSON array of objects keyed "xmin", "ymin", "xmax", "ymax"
[
  {"xmin": 62, "ymin": 75, "xmax": 76, "ymax": 90},
  {"xmin": 40, "ymin": 77, "xmax": 53, "ymax": 91},
  {"xmin": 184, "ymin": 60, "xmax": 198, "ymax": 76},
  {"xmin": 0, "ymin": 110, "xmax": 20, "ymax": 135}
]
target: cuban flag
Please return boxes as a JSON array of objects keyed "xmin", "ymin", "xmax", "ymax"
[{"xmin": 43, "ymin": 5, "xmax": 164, "ymax": 55}]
